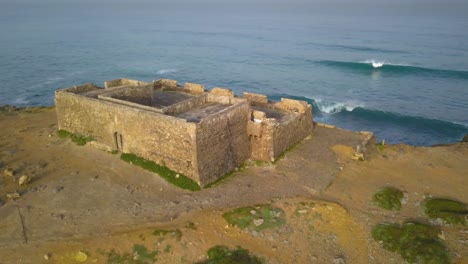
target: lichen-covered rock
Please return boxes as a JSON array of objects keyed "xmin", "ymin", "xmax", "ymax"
[
  {"xmin": 75, "ymin": 251, "xmax": 87, "ymax": 262},
  {"xmin": 6, "ymin": 192, "xmax": 20, "ymax": 200},
  {"xmin": 4, "ymin": 167, "xmax": 14, "ymax": 177},
  {"xmin": 19, "ymin": 175, "xmax": 31, "ymax": 186}
]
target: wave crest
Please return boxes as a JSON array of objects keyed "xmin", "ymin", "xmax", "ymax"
[
  {"xmin": 313, "ymin": 99, "xmax": 360, "ymax": 114},
  {"xmin": 363, "ymin": 59, "xmax": 385, "ymax": 68},
  {"xmin": 316, "ymin": 60, "xmax": 468, "ymax": 80}
]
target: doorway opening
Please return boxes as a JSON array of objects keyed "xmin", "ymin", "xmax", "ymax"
[{"xmin": 114, "ymin": 132, "xmax": 123, "ymax": 152}]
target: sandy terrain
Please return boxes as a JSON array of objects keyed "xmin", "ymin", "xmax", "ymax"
[{"xmin": 0, "ymin": 107, "xmax": 466, "ymax": 263}]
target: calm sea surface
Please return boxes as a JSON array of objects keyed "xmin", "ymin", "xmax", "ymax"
[{"xmin": 1, "ymin": 3, "xmax": 467, "ymax": 145}]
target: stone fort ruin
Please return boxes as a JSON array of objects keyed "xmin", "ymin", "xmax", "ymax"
[{"xmin": 55, "ymin": 79, "xmax": 313, "ymax": 187}]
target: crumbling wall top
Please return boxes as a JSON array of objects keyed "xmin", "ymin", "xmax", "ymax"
[
  {"xmin": 154, "ymin": 79, "xmax": 178, "ymax": 89},
  {"xmin": 184, "ymin": 82, "xmax": 205, "ymax": 95},
  {"xmin": 243, "ymin": 92, "xmax": 268, "ymax": 104},
  {"xmin": 60, "ymin": 83, "xmax": 100, "ymax": 94},
  {"xmin": 276, "ymin": 98, "xmax": 310, "ymax": 113},
  {"xmin": 211, "ymin": 87, "xmax": 234, "ymax": 98},
  {"xmin": 104, "ymin": 78, "xmax": 149, "ymax": 89}
]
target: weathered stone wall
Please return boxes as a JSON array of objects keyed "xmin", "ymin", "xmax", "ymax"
[
  {"xmin": 246, "ymin": 97, "xmax": 313, "ymax": 162},
  {"xmin": 55, "ymin": 90, "xmax": 200, "ymax": 182},
  {"xmin": 195, "ymin": 101, "xmax": 250, "ymax": 186},
  {"xmin": 104, "ymin": 78, "xmax": 149, "ymax": 89}
]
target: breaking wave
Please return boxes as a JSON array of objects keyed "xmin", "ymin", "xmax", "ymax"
[
  {"xmin": 312, "ymin": 99, "xmax": 361, "ymax": 114},
  {"xmin": 316, "ymin": 60, "xmax": 468, "ymax": 80},
  {"xmin": 270, "ymin": 94, "xmax": 468, "ymax": 145}
]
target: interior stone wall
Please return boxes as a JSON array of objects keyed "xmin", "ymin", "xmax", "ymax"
[
  {"xmin": 163, "ymin": 94, "xmax": 208, "ymax": 116},
  {"xmin": 102, "ymin": 85, "xmax": 154, "ymax": 106}
]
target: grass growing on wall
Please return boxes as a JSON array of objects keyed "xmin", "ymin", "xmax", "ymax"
[
  {"xmin": 57, "ymin": 129, "xmax": 94, "ymax": 146},
  {"xmin": 120, "ymin": 153, "xmax": 201, "ymax": 191}
]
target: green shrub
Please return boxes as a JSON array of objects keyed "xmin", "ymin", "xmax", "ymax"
[
  {"xmin": 57, "ymin": 129, "xmax": 94, "ymax": 146},
  {"xmin": 120, "ymin": 153, "xmax": 200, "ymax": 191},
  {"xmin": 196, "ymin": 245, "xmax": 263, "ymax": 264},
  {"xmin": 222, "ymin": 204, "xmax": 286, "ymax": 231},
  {"xmin": 372, "ymin": 187, "xmax": 404, "ymax": 210},
  {"xmin": 372, "ymin": 222, "xmax": 449, "ymax": 264},
  {"xmin": 424, "ymin": 198, "xmax": 467, "ymax": 225}
]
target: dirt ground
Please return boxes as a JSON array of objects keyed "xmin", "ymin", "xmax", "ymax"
[{"xmin": 0, "ymin": 107, "xmax": 467, "ymax": 264}]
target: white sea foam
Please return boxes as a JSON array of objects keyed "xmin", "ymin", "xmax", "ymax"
[
  {"xmin": 13, "ymin": 97, "xmax": 30, "ymax": 105},
  {"xmin": 363, "ymin": 59, "xmax": 385, "ymax": 68},
  {"xmin": 157, "ymin": 69, "xmax": 177, "ymax": 74},
  {"xmin": 314, "ymin": 99, "xmax": 361, "ymax": 114}
]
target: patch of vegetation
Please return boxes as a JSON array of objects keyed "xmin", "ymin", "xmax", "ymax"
[
  {"xmin": 424, "ymin": 198, "xmax": 467, "ymax": 225},
  {"xmin": 223, "ymin": 204, "xmax": 286, "ymax": 231},
  {"xmin": 152, "ymin": 229, "xmax": 182, "ymax": 242},
  {"xmin": 57, "ymin": 129, "xmax": 94, "ymax": 146},
  {"xmin": 164, "ymin": 244, "xmax": 172, "ymax": 253},
  {"xmin": 372, "ymin": 222, "xmax": 449, "ymax": 264},
  {"xmin": 120, "ymin": 153, "xmax": 200, "ymax": 191},
  {"xmin": 107, "ymin": 244, "xmax": 159, "ymax": 264},
  {"xmin": 111, "ymin": 150, "xmax": 119, "ymax": 155},
  {"xmin": 372, "ymin": 187, "xmax": 404, "ymax": 211},
  {"xmin": 196, "ymin": 245, "xmax": 263, "ymax": 264}
]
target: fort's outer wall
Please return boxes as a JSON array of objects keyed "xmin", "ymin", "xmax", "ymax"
[
  {"xmin": 195, "ymin": 101, "xmax": 251, "ymax": 186},
  {"xmin": 272, "ymin": 105, "xmax": 313, "ymax": 159},
  {"xmin": 55, "ymin": 91, "xmax": 200, "ymax": 183}
]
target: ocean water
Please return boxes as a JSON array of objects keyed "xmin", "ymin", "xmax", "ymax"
[{"xmin": 1, "ymin": 3, "xmax": 468, "ymax": 146}]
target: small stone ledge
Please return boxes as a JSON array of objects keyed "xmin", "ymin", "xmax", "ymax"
[
  {"xmin": 154, "ymin": 79, "xmax": 178, "ymax": 89},
  {"xmin": 243, "ymin": 92, "xmax": 268, "ymax": 104}
]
